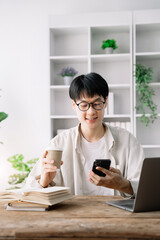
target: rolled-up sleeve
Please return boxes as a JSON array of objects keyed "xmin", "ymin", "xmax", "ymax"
[{"xmin": 25, "ymin": 158, "xmax": 43, "ymax": 188}]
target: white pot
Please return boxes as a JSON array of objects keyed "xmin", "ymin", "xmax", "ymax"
[
  {"xmin": 63, "ymin": 76, "xmax": 73, "ymax": 85},
  {"xmin": 105, "ymin": 47, "xmax": 113, "ymax": 54}
]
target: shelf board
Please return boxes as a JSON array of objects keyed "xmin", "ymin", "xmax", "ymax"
[
  {"xmin": 136, "ymin": 114, "xmax": 160, "ymax": 117},
  {"xmin": 51, "ymin": 114, "xmax": 131, "ymax": 119},
  {"xmin": 142, "ymin": 145, "xmax": 160, "ymax": 149},
  {"xmin": 50, "ymin": 85, "xmax": 69, "ymax": 90},
  {"xmin": 47, "ymin": 83, "xmax": 151, "ymax": 92},
  {"xmin": 135, "ymin": 83, "xmax": 160, "ymax": 87},
  {"xmin": 50, "ymin": 55, "xmax": 88, "ymax": 63},
  {"xmin": 109, "ymin": 84, "xmax": 130, "ymax": 89},
  {"xmin": 50, "ymin": 115, "xmax": 77, "ymax": 119},
  {"xmin": 49, "ymin": 54, "xmax": 130, "ymax": 63},
  {"xmin": 104, "ymin": 114, "xmax": 131, "ymax": 119},
  {"xmin": 149, "ymin": 83, "xmax": 160, "ymax": 87},
  {"xmin": 91, "ymin": 53, "xmax": 130, "ymax": 62},
  {"xmin": 50, "ymin": 84, "xmax": 130, "ymax": 90},
  {"xmin": 136, "ymin": 52, "xmax": 160, "ymax": 60}
]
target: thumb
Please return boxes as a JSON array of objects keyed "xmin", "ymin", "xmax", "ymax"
[
  {"xmin": 96, "ymin": 166, "xmax": 111, "ymax": 175},
  {"xmin": 43, "ymin": 151, "xmax": 48, "ymax": 158}
]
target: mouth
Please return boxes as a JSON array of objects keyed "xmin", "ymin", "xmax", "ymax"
[{"xmin": 86, "ymin": 117, "xmax": 98, "ymax": 123}]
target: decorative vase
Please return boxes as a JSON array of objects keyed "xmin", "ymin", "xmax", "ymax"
[
  {"xmin": 105, "ymin": 47, "xmax": 113, "ymax": 54},
  {"xmin": 63, "ymin": 76, "xmax": 73, "ymax": 85}
]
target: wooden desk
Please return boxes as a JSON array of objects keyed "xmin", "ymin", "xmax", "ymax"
[{"xmin": 0, "ymin": 196, "xmax": 160, "ymax": 240}]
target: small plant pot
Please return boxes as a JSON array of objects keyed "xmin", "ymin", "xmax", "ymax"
[
  {"xmin": 63, "ymin": 76, "xmax": 73, "ymax": 85},
  {"xmin": 105, "ymin": 47, "xmax": 113, "ymax": 54}
]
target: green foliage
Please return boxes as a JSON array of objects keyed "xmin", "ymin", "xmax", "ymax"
[
  {"xmin": 135, "ymin": 63, "xmax": 158, "ymax": 126},
  {"xmin": 8, "ymin": 173, "xmax": 29, "ymax": 185},
  {"xmin": 7, "ymin": 154, "xmax": 38, "ymax": 185},
  {"xmin": 101, "ymin": 39, "xmax": 118, "ymax": 50},
  {"xmin": 0, "ymin": 112, "xmax": 8, "ymax": 122}
]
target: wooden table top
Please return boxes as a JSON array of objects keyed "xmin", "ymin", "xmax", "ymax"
[{"xmin": 0, "ymin": 195, "xmax": 160, "ymax": 240}]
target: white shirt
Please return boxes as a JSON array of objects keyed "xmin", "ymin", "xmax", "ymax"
[
  {"xmin": 80, "ymin": 135, "xmax": 113, "ymax": 195},
  {"xmin": 25, "ymin": 123, "xmax": 145, "ymax": 197}
]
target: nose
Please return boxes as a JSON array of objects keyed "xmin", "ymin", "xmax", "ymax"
[{"xmin": 87, "ymin": 104, "xmax": 96, "ymax": 114}]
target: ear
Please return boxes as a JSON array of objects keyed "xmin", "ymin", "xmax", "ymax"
[{"xmin": 72, "ymin": 100, "xmax": 76, "ymax": 111}]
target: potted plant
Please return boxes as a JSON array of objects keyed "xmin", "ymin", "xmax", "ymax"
[
  {"xmin": 101, "ymin": 39, "xmax": 118, "ymax": 54},
  {"xmin": 135, "ymin": 63, "xmax": 158, "ymax": 126},
  {"xmin": 60, "ymin": 67, "xmax": 78, "ymax": 85}
]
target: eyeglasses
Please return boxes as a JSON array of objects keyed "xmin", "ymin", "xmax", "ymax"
[{"xmin": 75, "ymin": 100, "xmax": 106, "ymax": 111}]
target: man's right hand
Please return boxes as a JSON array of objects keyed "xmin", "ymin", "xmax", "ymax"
[{"xmin": 39, "ymin": 151, "xmax": 57, "ymax": 188}]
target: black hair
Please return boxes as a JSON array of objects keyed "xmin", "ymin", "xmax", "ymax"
[{"xmin": 69, "ymin": 72, "xmax": 109, "ymax": 101}]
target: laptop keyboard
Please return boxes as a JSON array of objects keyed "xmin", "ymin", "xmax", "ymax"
[
  {"xmin": 107, "ymin": 199, "xmax": 134, "ymax": 211},
  {"xmin": 119, "ymin": 199, "xmax": 134, "ymax": 208}
]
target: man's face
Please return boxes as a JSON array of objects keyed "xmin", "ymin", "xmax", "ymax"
[{"xmin": 72, "ymin": 94, "xmax": 107, "ymax": 130}]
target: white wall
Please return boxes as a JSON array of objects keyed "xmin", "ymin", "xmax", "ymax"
[{"xmin": 1, "ymin": 0, "xmax": 160, "ymax": 189}]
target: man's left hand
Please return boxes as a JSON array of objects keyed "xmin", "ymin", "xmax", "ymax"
[{"xmin": 88, "ymin": 166, "xmax": 133, "ymax": 195}]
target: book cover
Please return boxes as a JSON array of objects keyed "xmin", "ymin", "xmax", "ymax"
[{"xmin": 5, "ymin": 200, "xmax": 50, "ymax": 211}]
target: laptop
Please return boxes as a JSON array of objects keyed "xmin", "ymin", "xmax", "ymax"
[{"xmin": 107, "ymin": 157, "xmax": 160, "ymax": 212}]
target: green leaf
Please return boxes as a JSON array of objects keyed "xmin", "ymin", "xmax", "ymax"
[
  {"xmin": 7, "ymin": 154, "xmax": 24, "ymax": 164},
  {"xmin": 0, "ymin": 112, "xmax": 8, "ymax": 122},
  {"xmin": 26, "ymin": 158, "xmax": 39, "ymax": 170},
  {"xmin": 134, "ymin": 63, "xmax": 158, "ymax": 126},
  {"xmin": 101, "ymin": 39, "xmax": 118, "ymax": 50},
  {"xmin": 26, "ymin": 158, "xmax": 38, "ymax": 164}
]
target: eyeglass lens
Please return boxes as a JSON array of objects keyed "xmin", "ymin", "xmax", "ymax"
[{"xmin": 78, "ymin": 101, "xmax": 104, "ymax": 111}]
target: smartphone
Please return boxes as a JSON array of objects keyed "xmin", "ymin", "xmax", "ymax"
[{"xmin": 92, "ymin": 159, "xmax": 111, "ymax": 177}]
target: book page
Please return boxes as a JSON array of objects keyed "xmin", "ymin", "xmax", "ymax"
[{"xmin": 0, "ymin": 186, "xmax": 71, "ymax": 201}]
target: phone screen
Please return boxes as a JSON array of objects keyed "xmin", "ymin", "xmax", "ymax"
[{"xmin": 92, "ymin": 159, "xmax": 111, "ymax": 177}]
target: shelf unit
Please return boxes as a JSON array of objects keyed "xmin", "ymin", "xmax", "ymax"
[
  {"xmin": 49, "ymin": 12, "xmax": 133, "ymax": 138},
  {"xmin": 49, "ymin": 10, "xmax": 160, "ymax": 157},
  {"xmin": 133, "ymin": 9, "xmax": 160, "ymax": 157}
]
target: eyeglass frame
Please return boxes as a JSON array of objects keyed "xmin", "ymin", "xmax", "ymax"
[{"xmin": 75, "ymin": 100, "xmax": 106, "ymax": 112}]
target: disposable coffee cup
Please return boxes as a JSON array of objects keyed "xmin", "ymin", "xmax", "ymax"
[{"xmin": 46, "ymin": 150, "xmax": 62, "ymax": 169}]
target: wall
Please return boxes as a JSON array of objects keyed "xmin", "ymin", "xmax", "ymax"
[{"xmin": 0, "ymin": 0, "xmax": 160, "ymax": 189}]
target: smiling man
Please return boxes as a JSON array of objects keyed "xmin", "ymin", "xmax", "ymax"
[{"xmin": 26, "ymin": 72, "xmax": 144, "ymax": 197}]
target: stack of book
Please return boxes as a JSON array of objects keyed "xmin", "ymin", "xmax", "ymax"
[
  {"xmin": 0, "ymin": 186, "xmax": 73, "ymax": 211},
  {"xmin": 106, "ymin": 121, "xmax": 131, "ymax": 132},
  {"xmin": 106, "ymin": 92, "xmax": 114, "ymax": 115}
]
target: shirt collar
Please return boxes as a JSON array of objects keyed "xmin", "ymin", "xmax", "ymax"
[
  {"xmin": 74, "ymin": 122, "xmax": 115, "ymax": 152},
  {"xmin": 103, "ymin": 122, "xmax": 115, "ymax": 150},
  {"xmin": 75, "ymin": 123, "xmax": 82, "ymax": 153}
]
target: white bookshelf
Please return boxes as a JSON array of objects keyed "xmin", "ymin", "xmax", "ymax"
[
  {"xmin": 49, "ymin": 10, "xmax": 160, "ymax": 157},
  {"xmin": 133, "ymin": 9, "xmax": 160, "ymax": 157},
  {"xmin": 49, "ymin": 12, "xmax": 133, "ymax": 137}
]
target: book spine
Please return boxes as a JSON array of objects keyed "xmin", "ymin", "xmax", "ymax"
[
  {"xmin": 105, "ymin": 121, "xmax": 131, "ymax": 132},
  {"xmin": 107, "ymin": 92, "xmax": 114, "ymax": 115}
]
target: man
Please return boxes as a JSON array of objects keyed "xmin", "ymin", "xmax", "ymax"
[{"xmin": 26, "ymin": 72, "xmax": 144, "ymax": 197}]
